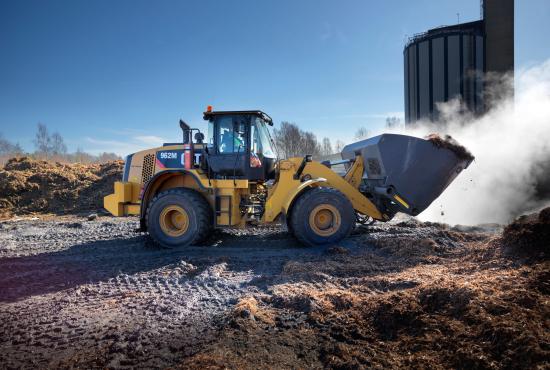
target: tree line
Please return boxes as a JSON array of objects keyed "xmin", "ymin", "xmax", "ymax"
[
  {"xmin": 2, "ymin": 116, "xmax": 403, "ymax": 166},
  {"xmin": 273, "ymin": 121, "xmax": 345, "ymax": 159},
  {"xmin": 273, "ymin": 116, "xmax": 402, "ymax": 159},
  {"xmin": 0, "ymin": 123, "xmax": 120, "ymax": 166}
]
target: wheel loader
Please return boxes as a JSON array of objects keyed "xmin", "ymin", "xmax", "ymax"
[{"xmin": 104, "ymin": 107, "xmax": 473, "ymax": 247}]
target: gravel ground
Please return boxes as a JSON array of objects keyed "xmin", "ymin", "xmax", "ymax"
[
  {"xmin": 0, "ymin": 215, "xmax": 339, "ymax": 368},
  {"xmin": 3, "ymin": 215, "xmax": 542, "ymax": 369}
]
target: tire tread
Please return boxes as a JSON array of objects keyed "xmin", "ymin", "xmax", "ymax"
[
  {"xmin": 145, "ymin": 188, "xmax": 212, "ymax": 246},
  {"xmin": 289, "ymin": 187, "xmax": 354, "ymax": 246}
]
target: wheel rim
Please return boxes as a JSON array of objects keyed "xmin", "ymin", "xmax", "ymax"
[
  {"xmin": 159, "ymin": 205, "xmax": 189, "ymax": 237},
  {"xmin": 309, "ymin": 204, "xmax": 341, "ymax": 237}
]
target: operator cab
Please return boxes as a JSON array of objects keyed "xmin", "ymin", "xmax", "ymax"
[{"xmin": 203, "ymin": 108, "xmax": 278, "ymax": 181}]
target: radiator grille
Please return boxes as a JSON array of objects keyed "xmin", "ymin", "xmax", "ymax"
[{"xmin": 142, "ymin": 154, "xmax": 155, "ymax": 183}]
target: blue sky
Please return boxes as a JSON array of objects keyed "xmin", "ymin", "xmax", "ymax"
[{"xmin": 1, "ymin": 0, "xmax": 549, "ymax": 155}]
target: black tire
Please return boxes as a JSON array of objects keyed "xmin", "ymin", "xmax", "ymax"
[
  {"xmin": 146, "ymin": 188, "xmax": 212, "ymax": 248},
  {"xmin": 289, "ymin": 187, "xmax": 355, "ymax": 247}
]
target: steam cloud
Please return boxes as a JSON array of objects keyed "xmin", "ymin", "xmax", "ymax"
[{"xmin": 391, "ymin": 59, "xmax": 550, "ymax": 225}]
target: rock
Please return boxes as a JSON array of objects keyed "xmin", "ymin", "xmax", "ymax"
[
  {"xmin": 240, "ymin": 308, "xmax": 252, "ymax": 318},
  {"xmin": 87, "ymin": 213, "xmax": 98, "ymax": 221}
]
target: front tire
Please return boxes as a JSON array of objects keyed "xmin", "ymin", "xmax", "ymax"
[
  {"xmin": 146, "ymin": 188, "xmax": 212, "ymax": 248},
  {"xmin": 289, "ymin": 187, "xmax": 355, "ymax": 247}
]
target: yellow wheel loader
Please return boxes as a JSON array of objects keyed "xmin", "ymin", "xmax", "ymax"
[{"xmin": 104, "ymin": 107, "xmax": 473, "ymax": 247}]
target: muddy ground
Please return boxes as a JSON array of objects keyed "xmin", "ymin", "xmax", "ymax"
[{"xmin": 0, "ymin": 212, "xmax": 548, "ymax": 369}]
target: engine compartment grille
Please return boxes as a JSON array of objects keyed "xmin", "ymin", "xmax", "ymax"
[{"xmin": 142, "ymin": 154, "xmax": 155, "ymax": 184}]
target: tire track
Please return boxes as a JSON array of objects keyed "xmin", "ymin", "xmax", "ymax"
[{"xmin": 1, "ymin": 215, "xmax": 438, "ymax": 368}]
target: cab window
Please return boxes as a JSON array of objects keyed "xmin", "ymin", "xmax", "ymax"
[
  {"xmin": 252, "ymin": 116, "xmax": 276, "ymax": 158},
  {"xmin": 216, "ymin": 116, "xmax": 246, "ymax": 153}
]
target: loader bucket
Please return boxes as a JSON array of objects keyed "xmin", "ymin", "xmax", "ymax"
[{"xmin": 341, "ymin": 133, "xmax": 473, "ymax": 217}]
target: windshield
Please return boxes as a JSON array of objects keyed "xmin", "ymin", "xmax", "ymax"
[{"xmin": 251, "ymin": 117, "xmax": 277, "ymax": 159}]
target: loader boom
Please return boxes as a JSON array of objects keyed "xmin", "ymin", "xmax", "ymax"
[{"xmin": 262, "ymin": 156, "xmax": 383, "ymax": 222}]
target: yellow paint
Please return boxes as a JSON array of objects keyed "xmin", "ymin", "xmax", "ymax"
[
  {"xmin": 343, "ymin": 156, "xmax": 364, "ymax": 189},
  {"xmin": 104, "ymin": 148, "xmax": 384, "ymax": 226},
  {"xmin": 214, "ymin": 187, "xmax": 246, "ymax": 227},
  {"xmin": 159, "ymin": 205, "xmax": 189, "ymax": 237},
  {"xmin": 308, "ymin": 204, "xmax": 341, "ymax": 237},
  {"xmin": 104, "ymin": 182, "xmax": 140, "ymax": 216},
  {"xmin": 262, "ymin": 157, "xmax": 383, "ymax": 222},
  {"xmin": 393, "ymin": 194, "xmax": 409, "ymax": 209},
  {"xmin": 125, "ymin": 204, "xmax": 141, "ymax": 215}
]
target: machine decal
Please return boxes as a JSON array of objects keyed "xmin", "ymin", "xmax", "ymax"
[{"xmin": 156, "ymin": 150, "xmax": 185, "ymax": 169}]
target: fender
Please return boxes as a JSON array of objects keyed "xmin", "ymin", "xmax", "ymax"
[
  {"xmin": 282, "ymin": 177, "xmax": 327, "ymax": 216},
  {"xmin": 262, "ymin": 175, "xmax": 328, "ymax": 223},
  {"xmin": 139, "ymin": 170, "xmax": 206, "ymax": 228}
]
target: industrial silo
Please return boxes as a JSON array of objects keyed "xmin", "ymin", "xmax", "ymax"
[
  {"xmin": 404, "ymin": 21, "xmax": 485, "ymax": 123},
  {"xmin": 404, "ymin": 0, "xmax": 514, "ymax": 125}
]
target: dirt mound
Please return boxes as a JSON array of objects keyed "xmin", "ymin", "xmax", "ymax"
[
  {"xmin": 185, "ymin": 267, "xmax": 549, "ymax": 369},
  {"xmin": 426, "ymin": 133, "xmax": 475, "ymax": 162},
  {"xmin": 359, "ymin": 224, "xmax": 484, "ymax": 264},
  {"xmin": 181, "ymin": 222, "xmax": 548, "ymax": 369},
  {"xmin": 0, "ymin": 157, "xmax": 123, "ymax": 218},
  {"xmin": 501, "ymin": 207, "xmax": 550, "ymax": 259},
  {"xmin": 231, "ymin": 297, "xmax": 276, "ymax": 326}
]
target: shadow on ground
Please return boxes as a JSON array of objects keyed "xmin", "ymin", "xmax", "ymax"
[{"xmin": 0, "ymin": 225, "xmax": 442, "ymax": 302}]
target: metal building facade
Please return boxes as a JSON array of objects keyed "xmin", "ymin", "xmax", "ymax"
[
  {"xmin": 404, "ymin": 21, "xmax": 485, "ymax": 123},
  {"xmin": 404, "ymin": 0, "xmax": 514, "ymax": 124}
]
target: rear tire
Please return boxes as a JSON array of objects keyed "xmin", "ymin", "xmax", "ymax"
[
  {"xmin": 289, "ymin": 187, "xmax": 355, "ymax": 247},
  {"xmin": 146, "ymin": 188, "xmax": 212, "ymax": 248}
]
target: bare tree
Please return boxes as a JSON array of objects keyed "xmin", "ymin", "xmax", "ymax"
[
  {"xmin": 0, "ymin": 133, "xmax": 23, "ymax": 166},
  {"xmin": 321, "ymin": 137, "xmax": 333, "ymax": 156},
  {"xmin": 96, "ymin": 152, "xmax": 121, "ymax": 163},
  {"xmin": 302, "ymin": 132, "xmax": 320, "ymax": 157},
  {"xmin": 51, "ymin": 132, "xmax": 67, "ymax": 155},
  {"xmin": 0, "ymin": 133, "xmax": 23, "ymax": 155},
  {"xmin": 354, "ymin": 126, "xmax": 371, "ymax": 141},
  {"xmin": 334, "ymin": 140, "xmax": 345, "ymax": 153},
  {"xmin": 273, "ymin": 122, "xmax": 304, "ymax": 158},
  {"xmin": 385, "ymin": 116, "xmax": 402, "ymax": 129},
  {"xmin": 273, "ymin": 121, "xmax": 322, "ymax": 158},
  {"xmin": 0, "ymin": 129, "xmax": 120, "ymax": 164},
  {"xmin": 34, "ymin": 123, "xmax": 51, "ymax": 157},
  {"xmin": 72, "ymin": 147, "xmax": 89, "ymax": 163},
  {"xmin": 69, "ymin": 147, "xmax": 99, "ymax": 163}
]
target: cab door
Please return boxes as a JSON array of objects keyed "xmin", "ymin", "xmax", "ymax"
[{"xmin": 207, "ymin": 114, "xmax": 249, "ymax": 178}]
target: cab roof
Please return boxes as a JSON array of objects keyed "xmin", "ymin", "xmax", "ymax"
[{"xmin": 202, "ymin": 110, "xmax": 273, "ymax": 125}]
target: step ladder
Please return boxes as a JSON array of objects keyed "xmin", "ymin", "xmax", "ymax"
[{"xmin": 214, "ymin": 193, "xmax": 232, "ymax": 226}]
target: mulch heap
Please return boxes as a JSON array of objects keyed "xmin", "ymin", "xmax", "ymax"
[
  {"xmin": 426, "ymin": 133, "xmax": 475, "ymax": 162},
  {"xmin": 183, "ymin": 209, "xmax": 550, "ymax": 369},
  {"xmin": 502, "ymin": 207, "xmax": 550, "ymax": 259},
  {"xmin": 0, "ymin": 157, "xmax": 123, "ymax": 218}
]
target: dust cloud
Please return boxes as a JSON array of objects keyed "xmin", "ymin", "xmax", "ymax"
[{"xmin": 393, "ymin": 59, "xmax": 550, "ymax": 225}]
